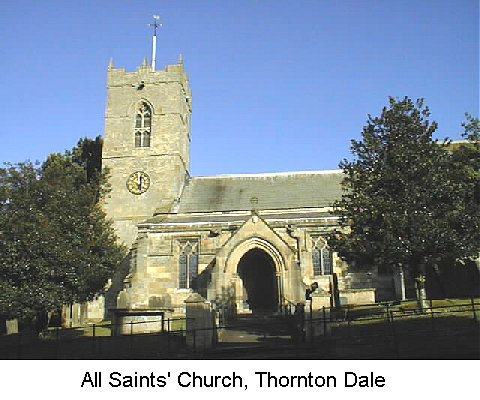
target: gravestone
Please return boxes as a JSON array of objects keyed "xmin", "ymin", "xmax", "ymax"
[{"xmin": 6, "ymin": 319, "xmax": 18, "ymax": 335}]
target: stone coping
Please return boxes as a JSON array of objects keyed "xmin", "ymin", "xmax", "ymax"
[
  {"xmin": 110, "ymin": 308, "xmax": 173, "ymax": 317},
  {"xmin": 342, "ymin": 288, "xmax": 376, "ymax": 293}
]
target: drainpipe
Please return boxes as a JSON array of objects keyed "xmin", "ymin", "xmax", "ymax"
[{"xmin": 286, "ymin": 225, "xmax": 302, "ymax": 266}]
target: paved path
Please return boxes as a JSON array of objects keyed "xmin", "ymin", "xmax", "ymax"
[{"xmin": 217, "ymin": 314, "xmax": 292, "ymax": 344}]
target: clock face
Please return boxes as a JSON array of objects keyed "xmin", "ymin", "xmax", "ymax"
[{"xmin": 126, "ymin": 171, "xmax": 150, "ymax": 195}]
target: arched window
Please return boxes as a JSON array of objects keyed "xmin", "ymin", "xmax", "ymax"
[
  {"xmin": 134, "ymin": 102, "xmax": 152, "ymax": 147},
  {"xmin": 312, "ymin": 237, "xmax": 333, "ymax": 276},
  {"xmin": 179, "ymin": 240, "xmax": 199, "ymax": 289}
]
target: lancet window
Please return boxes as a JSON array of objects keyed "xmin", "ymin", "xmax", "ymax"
[
  {"xmin": 134, "ymin": 102, "xmax": 152, "ymax": 147},
  {"xmin": 179, "ymin": 240, "xmax": 199, "ymax": 289},
  {"xmin": 312, "ymin": 237, "xmax": 333, "ymax": 276}
]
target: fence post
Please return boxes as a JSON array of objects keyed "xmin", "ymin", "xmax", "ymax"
[
  {"xmin": 167, "ymin": 318, "xmax": 170, "ymax": 333},
  {"xmin": 385, "ymin": 302, "xmax": 391, "ymax": 339},
  {"xmin": 55, "ymin": 327, "xmax": 60, "ymax": 359},
  {"xmin": 471, "ymin": 298, "xmax": 478, "ymax": 325},
  {"xmin": 98, "ymin": 325, "xmax": 103, "ymax": 356},
  {"xmin": 92, "ymin": 324, "xmax": 96, "ymax": 355},
  {"xmin": 17, "ymin": 331, "xmax": 21, "ymax": 359},
  {"xmin": 130, "ymin": 321, "xmax": 134, "ymax": 354},
  {"xmin": 193, "ymin": 329, "xmax": 196, "ymax": 354},
  {"xmin": 322, "ymin": 306, "xmax": 327, "ymax": 336},
  {"xmin": 309, "ymin": 300, "xmax": 313, "ymax": 342},
  {"xmin": 347, "ymin": 311, "xmax": 351, "ymax": 338},
  {"xmin": 389, "ymin": 310, "xmax": 399, "ymax": 358},
  {"xmin": 167, "ymin": 330, "xmax": 171, "ymax": 354},
  {"xmin": 430, "ymin": 299, "xmax": 435, "ymax": 333},
  {"xmin": 384, "ymin": 303, "xmax": 391, "ymax": 355}
]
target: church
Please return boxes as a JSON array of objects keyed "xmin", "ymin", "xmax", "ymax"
[{"xmin": 97, "ymin": 55, "xmax": 398, "ymax": 328}]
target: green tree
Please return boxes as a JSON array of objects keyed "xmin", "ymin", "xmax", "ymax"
[
  {"xmin": 448, "ymin": 114, "xmax": 480, "ymax": 250},
  {"xmin": 328, "ymin": 97, "xmax": 479, "ymax": 310},
  {"xmin": 0, "ymin": 137, "xmax": 125, "ymax": 331},
  {"xmin": 438, "ymin": 115, "xmax": 480, "ymax": 296}
]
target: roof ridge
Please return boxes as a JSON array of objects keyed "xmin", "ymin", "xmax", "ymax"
[{"xmin": 191, "ymin": 169, "xmax": 342, "ymax": 180}]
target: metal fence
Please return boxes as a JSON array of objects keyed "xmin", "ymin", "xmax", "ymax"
[
  {"xmin": 299, "ymin": 298, "xmax": 480, "ymax": 358},
  {"xmin": 1, "ymin": 298, "xmax": 479, "ymax": 359},
  {"xmin": 0, "ymin": 317, "xmax": 191, "ymax": 359}
]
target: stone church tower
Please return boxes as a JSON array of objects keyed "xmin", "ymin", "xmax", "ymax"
[{"xmin": 102, "ymin": 58, "xmax": 192, "ymax": 248}]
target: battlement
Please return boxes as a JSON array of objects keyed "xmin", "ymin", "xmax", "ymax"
[{"xmin": 107, "ymin": 57, "xmax": 190, "ymax": 93}]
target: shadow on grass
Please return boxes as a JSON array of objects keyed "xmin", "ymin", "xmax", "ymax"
[
  {"xmin": 2, "ymin": 311, "xmax": 478, "ymax": 360},
  {"xmin": 313, "ymin": 314, "xmax": 479, "ymax": 360},
  {"xmin": 0, "ymin": 331, "xmax": 188, "ymax": 360},
  {"xmin": 207, "ymin": 314, "xmax": 479, "ymax": 360}
]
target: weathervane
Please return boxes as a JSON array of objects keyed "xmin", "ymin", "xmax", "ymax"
[{"xmin": 148, "ymin": 15, "xmax": 161, "ymax": 71}]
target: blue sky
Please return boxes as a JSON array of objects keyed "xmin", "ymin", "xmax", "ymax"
[{"xmin": 0, "ymin": 0, "xmax": 478, "ymax": 176}]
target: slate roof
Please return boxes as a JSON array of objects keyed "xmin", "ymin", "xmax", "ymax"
[{"xmin": 175, "ymin": 170, "xmax": 344, "ymax": 213}]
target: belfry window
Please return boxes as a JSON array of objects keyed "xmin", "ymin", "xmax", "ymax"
[
  {"xmin": 179, "ymin": 240, "xmax": 199, "ymax": 289},
  {"xmin": 134, "ymin": 102, "xmax": 152, "ymax": 147},
  {"xmin": 312, "ymin": 237, "xmax": 333, "ymax": 276}
]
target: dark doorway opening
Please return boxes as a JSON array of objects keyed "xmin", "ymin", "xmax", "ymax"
[{"xmin": 237, "ymin": 248, "xmax": 278, "ymax": 312}]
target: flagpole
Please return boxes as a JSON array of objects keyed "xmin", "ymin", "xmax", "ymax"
[{"xmin": 148, "ymin": 15, "xmax": 161, "ymax": 71}]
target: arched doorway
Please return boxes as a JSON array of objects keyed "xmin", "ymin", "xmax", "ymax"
[{"xmin": 237, "ymin": 248, "xmax": 279, "ymax": 312}]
